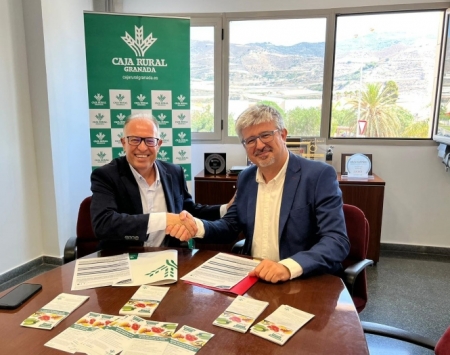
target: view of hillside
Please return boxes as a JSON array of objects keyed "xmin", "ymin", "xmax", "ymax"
[{"xmin": 190, "ymin": 12, "xmax": 444, "ymax": 138}]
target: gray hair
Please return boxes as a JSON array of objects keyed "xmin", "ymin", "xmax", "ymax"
[
  {"xmin": 234, "ymin": 104, "xmax": 285, "ymax": 141},
  {"xmin": 123, "ymin": 113, "xmax": 160, "ymax": 137}
]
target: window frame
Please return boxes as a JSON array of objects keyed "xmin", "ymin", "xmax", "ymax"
[
  {"xmin": 190, "ymin": 16, "xmax": 223, "ymax": 141},
  {"xmin": 183, "ymin": 3, "xmax": 448, "ymax": 146}
]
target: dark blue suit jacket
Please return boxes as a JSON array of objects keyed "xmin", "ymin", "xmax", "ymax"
[
  {"xmin": 203, "ymin": 153, "xmax": 350, "ymax": 277},
  {"xmin": 91, "ymin": 157, "xmax": 221, "ymax": 249}
]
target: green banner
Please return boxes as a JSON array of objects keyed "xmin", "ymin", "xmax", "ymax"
[{"xmin": 84, "ymin": 13, "xmax": 191, "ymax": 182}]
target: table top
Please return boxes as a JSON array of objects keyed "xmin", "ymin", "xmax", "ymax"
[{"xmin": 0, "ymin": 248, "xmax": 368, "ymax": 355}]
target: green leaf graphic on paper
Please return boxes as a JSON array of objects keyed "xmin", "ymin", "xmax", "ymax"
[
  {"xmin": 137, "ymin": 94, "xmax": 146, "ymax": 102},
  {"xmin": 145, "ymin": 259, "xmax": 178, "ymax": 278},
  {"xmin": 178, "ymin": 114, "xmax": 186, "ymax": 121},
  {"xmin": 157, "ymin": 94, "xmax": 166, "ymax": 103},
  {"xmin": 94, "ymin": 94, "xmax": 103, "ymax": 102},
  {"xmin": 97, "ymin": 151, "xmax": 106, "ymax": 159},
  {"xmin": 157, "ymin": 113, "xmax": 166, "ymax": 121},
  {"xmin": 177, "ymin": 95, "xmax": 185, "ymax": 103},
  {"xmin": 117, "ymin": 113, "xmax": 126, "ymax": 121},
  {"xmin": 95, "ymin": 113, "xmax": 104, "ymax": 121},
  {"xmin": 116, "ymin": 94, "xmax": 125, "ymax": 102}
]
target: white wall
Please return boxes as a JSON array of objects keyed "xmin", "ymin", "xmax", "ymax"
[
  {"xmin": 1, "ymin": 0, "xmax": 449, "ymax": 276},
  {"xmin": 192, "ymin": 144, "xmax": 450, "ymax": 248},
  {"xmin": 0, "ymin": 0, "xmax": 43, "ymax": 273}
]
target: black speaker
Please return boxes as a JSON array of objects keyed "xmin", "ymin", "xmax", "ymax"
[{"xmin": 204, "ymin": 153, "xmax": 226, "ymax": 175}]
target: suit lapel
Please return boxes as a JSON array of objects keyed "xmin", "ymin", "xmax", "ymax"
[
  {"xmin": 118, "ymin": 158, "xmax": 143, "ymax": 214},
  {"xmin": 157, "ymin": 161, "xmax": 175, "ymax": 213},
  {"xmin": 278, "ymin": 154, "xmax": 302, "ymax": 237}
]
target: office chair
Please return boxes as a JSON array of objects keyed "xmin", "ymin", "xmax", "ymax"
[
  {"xmin": 231, "ymin": 204, "xmax": 373, "ymax": 312},
  {"xmin": 63, "ymin": 196, "xmax": 98, "ymax": 263},
  {"xmin": 341, "ymin": 204, "xmax": 374, "ymax": 313},
  {"xmin": 361, "ymin": 322, "xmax": 450, "ymax": 354}
]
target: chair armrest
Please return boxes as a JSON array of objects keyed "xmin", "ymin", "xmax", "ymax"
[
  {"xmin": 344, "ymin": 258, "xmax": 374, "ymax": 295},
  {"xmin": 231, "ymin": 239, "xmax": 245, "ymax": 254},
  {"xmin": 361, "ymin": 321, "xmax": 436, "ymax": 350},
  {"xmin": 63, "ymin": 237, "xmax": 77, "ymax": 264}
]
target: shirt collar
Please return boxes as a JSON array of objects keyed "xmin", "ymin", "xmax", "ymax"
[
  {"xmin": 255, "ymin": 153, "xmax": 290, "ymax": 184},
  {"xmin": 129, "ymin": 163, "xmax": 161, "ymax": 186}
]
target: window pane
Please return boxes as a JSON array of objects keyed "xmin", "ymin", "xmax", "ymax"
[
  {"xmin": 191, "ymin": 26, "xmax": 214, "ymax": 133},
  {"xmin": 331, "ymin": 12, "xmax": 442, "ymax": 139},
  {"xmin": 228, "ymin": 18, "xmax": 326, "ymax": 137}
]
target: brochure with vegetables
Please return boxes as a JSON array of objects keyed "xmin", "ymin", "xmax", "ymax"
[
  {"xmin": 78, "ymin": 315, "xmax": 179, "ymax": 355},
  {"xmin": 76, "ymin": 315, "xmax": 144, "ymax": 355},
  {"xmin": 250, "ymin": 305, "xmax": 314, "ymax": 345},
  {"xmin": 44, "ymin": 312, "xmax": 120, "ymax": 353},
  {"xmin": 120, "ymin": 285, "xmax": 170, "ymax": 317},
  {"xmin": 122, "ymin": 320, "xmax": 178, "ymax": 355},
  {"xmin": 21, "ymin": 293, "xmax": 89, "ymax": 330},
  {"xmin": 213, "ymin": 295, "xmax": 268, "ymax": 333},
  {"xmin": 114, "ymin": 250, "xmax": 178, "ymax": 287},
  {"xmin": 165, "ymin": 325, "xmax": 214, "ymax": 354}
]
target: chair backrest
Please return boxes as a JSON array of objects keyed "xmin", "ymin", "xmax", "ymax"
[
  {"xmin": 341, "ymin": 203, "xmax": 370, "ymax": 313},
  {"xmin": 436, "ymin": 325, "xmax": 450, "ymax": 355},
  {"xmin": 75, "ymin": 196, "xmax": 99, "ymax": 258}
]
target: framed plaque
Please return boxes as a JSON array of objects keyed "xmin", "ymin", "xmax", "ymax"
[
  {"xmin": 204, "ymin": 153, "xmax": 226, "ymax": 175},
  {"xmin": 341, "ymin": 153, "xmax": 373, "ymax": 176}
]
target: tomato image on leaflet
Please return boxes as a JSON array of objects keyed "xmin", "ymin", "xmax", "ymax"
[{"xmin": 185, "ymin": 334, "xmax": 198, "ymax": 342}]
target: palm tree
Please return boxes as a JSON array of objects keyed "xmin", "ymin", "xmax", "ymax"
[{"xmin": 348, "ymin": 82, "xmax": 401, "ymax": 137}]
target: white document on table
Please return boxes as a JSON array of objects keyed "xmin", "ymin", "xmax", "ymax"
[
  {"xmin": 71, "ymin": 254, "xmax": 132, "ymax": 291},
  {"xmin": 180, "ymin": 252, "xmax": 260, "ymax": 289},
  {"xmin": 113, "ymin": 250, "xmax": 178, "ymax": 287}
]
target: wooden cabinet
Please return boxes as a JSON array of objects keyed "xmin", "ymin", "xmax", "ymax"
[
  {"xmin": 194, "ymin": 171, "xmax": 239, "ymax": 252},
  {"xmin": 337, "ymin": 173, "xmax": 385, "ymax": 263},
  {"xmin": 195, "ymin": 171, "xmax": 238, "ymax": 204},
  {"xmin": 194, "ymin": 170, "xmax": 385, "ymax": 262}
]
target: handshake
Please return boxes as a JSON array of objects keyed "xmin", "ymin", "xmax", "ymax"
[{"xmin": 165, "ymin": 211, "xmax": 198, "ymax": 241}]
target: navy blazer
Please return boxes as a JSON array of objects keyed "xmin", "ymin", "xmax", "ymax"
[
  {"xmin": 90, "ymin": 156, "xmax": 221, "ymax": 250},
  {"xmin": 203, "ymin": 153, "xmax": 350, "ymax": 277}
]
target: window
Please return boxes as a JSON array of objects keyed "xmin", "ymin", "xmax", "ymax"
[
  {"xmin": 190, "ymin": 17, "xmax": 222, "ymax": 140},
  {"xmin": 186, "ymin": 5, "xmax": 447, "ymax": 143},
  {"xmin": 331, "ymin": 11, "xmax": 443, "ymax": 139},
  {"xmin": 227, "ymin": 18, "xmax": 327, "ymax": 138}
]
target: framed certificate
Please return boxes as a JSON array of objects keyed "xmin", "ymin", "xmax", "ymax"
[{"xmin": 341, "ymin": 153, "xmax": 373, "ymax": 175}]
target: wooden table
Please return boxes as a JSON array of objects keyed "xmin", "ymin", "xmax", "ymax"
[{"xmin": 0, "ymin": 248, "xmax": 368, "ymax": 354}]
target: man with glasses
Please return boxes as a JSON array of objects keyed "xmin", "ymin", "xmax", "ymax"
[
  {"xmin": 168, "ymin": 104, "xmax": 349, "ymax": 283},
  {"xmin": 90, "ymin": 114, "xmax": 231, "ymax": 250}
]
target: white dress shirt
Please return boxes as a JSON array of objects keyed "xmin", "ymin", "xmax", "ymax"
[
  {"xmin": 129, "ymin": 164, "xmax": 167, "ymax": 247},
  {"xmin": 251, "ymin": 155, "xmax": 303, "ymax": 279},
  {"xmin": 196, "ymin": 155, "xmax": 303, "ymax": 279}
]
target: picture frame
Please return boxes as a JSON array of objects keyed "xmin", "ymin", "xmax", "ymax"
[{"xmin": 341, "ymin": 153, "xmax": 373, "ymax": 175}]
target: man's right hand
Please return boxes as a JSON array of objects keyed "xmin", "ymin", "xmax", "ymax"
[{"xmin": 166, "ymin": 211, "xmax": 197, "ymax": 241}]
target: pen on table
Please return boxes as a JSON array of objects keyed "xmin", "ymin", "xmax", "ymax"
[{"xmin": 188, "ymin": 239, "xmax": 195, "ymax": 249}]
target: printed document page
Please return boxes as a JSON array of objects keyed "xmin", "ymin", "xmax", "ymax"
[
  {"xmin": 71, "ymin": 254, "xmax": 132, "ymax": 291},
  {"xmin": 181, "ymin": 253, "xmax": 259, "ymax": 289}
]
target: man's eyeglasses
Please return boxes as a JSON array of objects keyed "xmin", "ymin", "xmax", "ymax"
[
  {"xmin": 241, "ymin": 129, "xmax": 280, "ymax": 147},
  {"xmin": 126, "ymin": 136, "xmax": 160, "ymax": 147}
]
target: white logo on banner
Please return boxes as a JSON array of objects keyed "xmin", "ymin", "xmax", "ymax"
[
  {"xmin": 91, "ymin": 93, "xmax": 107, "ymax": 106},
  {"xmin": 121, "ymin": 26, "xmax": 157, "ymax": 57},
  {"xmin": 175, "ymin": 94, "xmax": 188, "ymax": 107}
]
